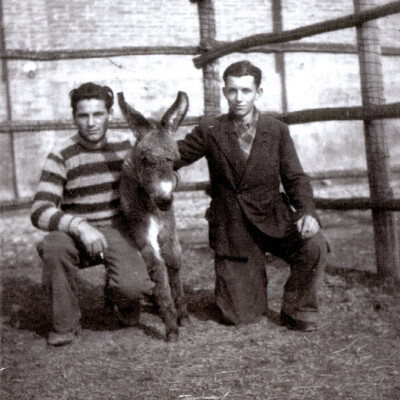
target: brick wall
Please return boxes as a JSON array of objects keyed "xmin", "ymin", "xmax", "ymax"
[{"xmin": 1, "ymin": 0, "xmax": 399, "ymax": 200}]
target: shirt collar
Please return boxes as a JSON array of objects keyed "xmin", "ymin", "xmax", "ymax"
[
  {"xmin": 77, "ymin": 132, "xmax": 108, "ymax": 150},
  {"xmin": 229, "ymin": 108, "xmax": 259, "ymax": 134}
]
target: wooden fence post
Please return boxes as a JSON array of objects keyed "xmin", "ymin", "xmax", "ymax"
[
  {"xmin": 193, "ymin": 0, "xmax": 220, "ymax": 116},
  {"xmin": 0, "ymin": 0, "xmax": 19, "ymax": 199},
  {"xmin": 353, "ymin": 0, "xmax": 400, "ymax": 282},
  {"xmin": 272, "ymin": 0, "xmax": 288, "ymax": 113}
]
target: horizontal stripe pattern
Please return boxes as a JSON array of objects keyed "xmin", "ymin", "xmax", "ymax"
[
  {"xmin": 66, "ymin": 171, "xmax": 121, "ymax": 192},
  {"xmin": 62, "ymin": 198, "xmax": 121, "ymax": 214},
  {"xmin": 31, "ymin": 134, "xmax": 131, "ymax": 232},
  {"xmin": 67, "ymin": 159, "xmax": 124, "ymax": 180},
  {"xmin": 66, "ymin": 180, "xmax": 120, "ymax": 197}
]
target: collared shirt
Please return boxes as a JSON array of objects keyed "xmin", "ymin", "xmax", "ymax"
[{"xmin": 231, "ymin": 108, "xmax": 259, "ymax": 159}]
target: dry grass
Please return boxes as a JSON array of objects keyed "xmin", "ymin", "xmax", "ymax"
[{"xmin": 1, "ymin": 188, "xmax": 400, "ymax": 400}]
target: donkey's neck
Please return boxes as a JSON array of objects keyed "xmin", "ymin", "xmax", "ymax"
[
  {"xmin": 136, "ymin": 186, "xmax": 158, "ymax": 213},
  {"xmin": 122, "ymin": 159, "xmax": 157, "ymax": 213}
]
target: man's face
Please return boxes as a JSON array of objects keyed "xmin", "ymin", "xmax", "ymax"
[
  {"xmin": 73, "ymin": 99, "xmax": 112, "ymax": 143},
  {"xmin": 222, "ymin": 75, "xmax": 263, "ymax": 119}
]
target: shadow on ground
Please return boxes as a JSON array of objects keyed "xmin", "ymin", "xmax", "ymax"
[
  {"xmin": 1, "ymin": 276, "xmax": 122, "ymax": 337},
  {"xmin": 1, "ymin": 276, "xmax": 231, "ymax": 339},
  {"xmin": 1, "ymin": 263, "xmax": 389, "ymax": 343}
]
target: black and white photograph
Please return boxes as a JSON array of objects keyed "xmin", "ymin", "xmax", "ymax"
[{"xmin": 1, "ymin": 1, "xmax": 400, "ymax": 399}]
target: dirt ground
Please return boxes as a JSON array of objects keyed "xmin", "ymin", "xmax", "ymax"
[{"xmin": 1, "ymin": 186, "xmax": 400, "ymax": 400}]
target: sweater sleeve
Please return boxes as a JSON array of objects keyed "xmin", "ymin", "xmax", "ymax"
[{"xmin": 30, "ymin": 151, "xmax": 85, "ymax": 232}]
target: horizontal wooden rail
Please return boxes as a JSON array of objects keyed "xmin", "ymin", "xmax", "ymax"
[
  {"xmin": 177, "ymin": 168, "xmax": 400, "ymax": 191},
  {"xmin": 315, "ymin": 198, "xmax": 400, "ymax": 211},
  {"xmin": 1, "ymin": 102, "xmax": 399, "ymax": 134},
  {"xmin": 0, "ymin": 46, "xmax": 199, "ymax": 61},
  {"xmin": 237, "ymin": 42, "xmax": 400, "ymax": 57},
  {"xmin": 0, "ymin": 116, "xmax": 201, "ymax": 134},
  {"xmin": 0, "ymin": 198, "xmax": 32, "ymax": 212},
  {"xmin": 2, "ymin": 194, "xmax": 400, "ymax": 213},
  {"xmin": 1, "ymin": 43, "xmax": 399, "ymax": 61},
  {"xmin": 308, "ymin": 166, "xmax": 400, "ymax": 180},
  {"xmin": 276, "ymin": 102, "xmax": 400, "ymax": 125},
  {"xmin": 177, "ymin": 184, "xmax": 400, "ymax": 211},
  {"xmin": 194, "ymin": 1, "xmax": 400, "ymax": 68},
  {"xmin": 2, "ymin": 169, "xmax": 400, "ymax": 213}
]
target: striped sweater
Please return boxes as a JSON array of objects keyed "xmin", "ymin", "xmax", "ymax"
[{"xmin": 31, "ymin": 133, "xmax": 132, "ymax": 233}]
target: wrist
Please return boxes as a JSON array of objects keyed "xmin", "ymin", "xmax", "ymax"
[{"xmin": 69, "ymin": 217, "xmax": 87, "ymax": 236}]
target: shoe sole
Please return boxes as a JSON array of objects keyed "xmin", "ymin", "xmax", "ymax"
[
  {"xmin": 47, "ymin": 326, "xmax": 81, "ymax": 346},
  {"xmin": 280, "ymin": 312, "xmax": 318, "ymax": 332}
]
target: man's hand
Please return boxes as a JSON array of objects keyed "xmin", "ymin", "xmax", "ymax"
[
  {"xmin": 77, "ymin": 221, "xmax": 108, "ymax": 258},
  {"xmin": 296, "ymin": 215, "xmax": 319, "ymax": 239}
]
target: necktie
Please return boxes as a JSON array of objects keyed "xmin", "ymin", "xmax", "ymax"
[{"xmin": 236, "ymin": 127, "xmax": 254, "ymax": 159}]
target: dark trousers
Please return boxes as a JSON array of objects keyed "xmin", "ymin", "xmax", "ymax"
[
  {"xmin": 37, "ymin": 219, "xmax": 154, "ymax": 333},
  {"xmin": 215, "ymin": 228, "xmax": 327, "ymax": 325}
]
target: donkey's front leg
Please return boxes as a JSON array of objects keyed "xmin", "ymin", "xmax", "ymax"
[
  {"xmin": 140, "ymin": 245, "xmax": 179, "ymax": 341},
  {"xmin": 166, "ymin": 266, "xmax": 189, "ymax": 327},
  {"xmin": 162, "ymin": 232, "xmax": 190, "ymax": 327}
]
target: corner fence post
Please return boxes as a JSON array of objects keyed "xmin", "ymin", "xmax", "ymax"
[
  {"xmin": 193, "ymin": 0, "xmax": 220, "ymax": 116},
  {"xmin": 0, "ymin": 0, "xmax": 19, "ymax": 199},
  {"xmin": 353, "ymin": 0, "xmax": 400, "ymax": 282}
]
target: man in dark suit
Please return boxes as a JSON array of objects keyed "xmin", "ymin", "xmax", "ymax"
[{"xmin": 176, "ymin": 60, "xmax": 327, "ymax": 331}]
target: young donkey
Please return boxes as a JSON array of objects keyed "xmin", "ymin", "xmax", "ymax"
[{"xmin": 118, "ymin": 91, "xmax": 190, "ymax": 342}]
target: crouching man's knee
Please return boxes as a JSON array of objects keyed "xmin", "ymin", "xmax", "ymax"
[
  {"xmin": 37, "ymin": 232, "xmax": 81, "ymax": 292},
  {"xmin": 37, "ymin": 232, "xmax": 80, "ymax": 266}
]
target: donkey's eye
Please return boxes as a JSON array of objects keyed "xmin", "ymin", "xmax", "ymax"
[{"xmin": 165, "ymin": 157, "xmax": 174, "ymax": 162}]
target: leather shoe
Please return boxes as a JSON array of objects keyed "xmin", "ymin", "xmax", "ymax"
[
  {"xmin": 280, "ymin": 311, "xmax": 317, "ymax": 332},
  {"xmin": 47, "ymin": 325, "xmax": 81, "ymax": 346}
]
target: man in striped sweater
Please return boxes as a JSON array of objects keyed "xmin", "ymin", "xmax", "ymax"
[{"xmin": 31, "ymin": 82, "xmax": 154, "ymax": 346}]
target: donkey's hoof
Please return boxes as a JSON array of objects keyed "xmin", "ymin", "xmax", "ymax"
[{"xmin": 166, "ymin": 331, "xmax": 179, "ymax": 342}]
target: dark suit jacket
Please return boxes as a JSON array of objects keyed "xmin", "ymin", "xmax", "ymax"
[{"xmin": 176, "ymin": 113, "xmax": 317, "ymax": 259}]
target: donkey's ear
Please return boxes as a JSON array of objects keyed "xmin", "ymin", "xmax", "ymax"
[
  {"xmin": 161, "ymin": 91, "xmax": 189, "ymax": 132},
  {"xmin": 117, "ymin": 92, "xmax": 151, "ymax": 140}
]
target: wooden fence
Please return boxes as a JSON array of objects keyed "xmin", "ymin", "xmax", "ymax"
[{"xmin": 1, "ymin": 0, "xmax": 400, "ymax": 277}]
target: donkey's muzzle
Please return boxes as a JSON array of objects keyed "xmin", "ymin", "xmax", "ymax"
[{"xmin": 157, "ymin": 198, "xmax": 173, "ymax": 211}]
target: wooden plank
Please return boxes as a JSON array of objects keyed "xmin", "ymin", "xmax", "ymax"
[
  {"xmin": 196, "ymin": 0, "xmax": 220, "ymax": 116},
  {"xmin": 233, "ymin": 42, "xmax": 400, "ymax": 57},
  {"xmin": 193, "ymin": 1, "xmax": 400, "ymax": 68},
  {"xmin": 0, "ymin": 46, "xmax": 199, "ymax": 60},
  {"xmin": 0, "ymin": 0, "xmax": 19, "ymax": 199},
  {"xmin": 1, "ymin": 43, "xmax": 399, "ymax": 61},
  {"xmin": 0, "ymin": 116, "xmax": 201, "ymax": 134},
  {"xmin": 2, "ymin": 102, "xmax": 399, "ymax": 134},
  {"xmin": 354, "ymin": 0, "xmax": 400, "ymax": 282},
  {"xmin": 3, "ymin": 195, "xmax": 400, "ymax": 213}
]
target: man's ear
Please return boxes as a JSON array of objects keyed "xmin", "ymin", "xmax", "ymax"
[
  {"xmin": 108, "ymin": 108, "xmax": 114, "ymax": 121},
  {"xmin": 256, "ymin": 87, "xmax": 263, "ymax": 100}
]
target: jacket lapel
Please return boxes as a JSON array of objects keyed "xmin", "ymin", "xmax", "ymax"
[
  {"xmin": 239, "ymin": 115, "xmax": 275, "ymax": 186},
  {"xmin": 210, "ymin": 116, "xmax": 247, "ymax": 180}
]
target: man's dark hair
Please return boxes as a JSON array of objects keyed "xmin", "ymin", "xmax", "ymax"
[
  {"xmin": 69, "ymin": 82, "xmax": 114, "ymax": 113},
  {"xmin": 222, "ymin": 61, "xmax": 262, "ymax": 88}
]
